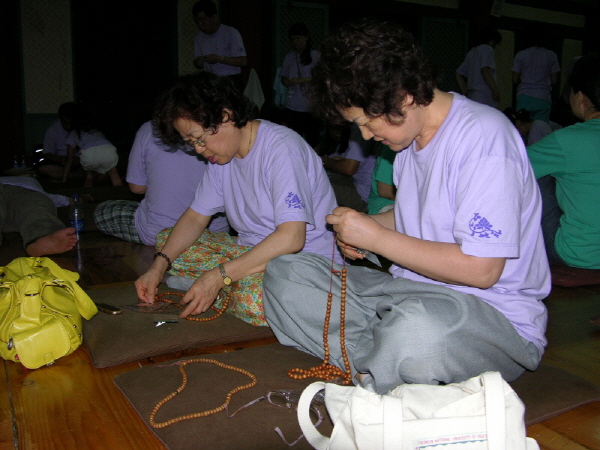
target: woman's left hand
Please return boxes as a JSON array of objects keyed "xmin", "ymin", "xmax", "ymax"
[{"xmin": 179, "ymin": 268, "xmax": 224, "ymax": 318}]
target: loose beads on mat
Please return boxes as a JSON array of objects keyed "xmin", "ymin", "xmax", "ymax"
[
  {"xmin": 149, "ymin": 358, "xmax": 257, "ymax": 428},
  {"xmin": 156, "ymin": 291, "xmax": 229, "ymax": 322}
]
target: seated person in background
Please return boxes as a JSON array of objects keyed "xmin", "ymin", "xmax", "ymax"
[
  {"xmin": 0, "ymin": 176, "xmax": 76, "ymax": 256},
  {"xmin": 135, "ymin": 72, "xmax": 342, "ymax": 327},
  {"xmin": 94, "ymin": 121, "xmax": 230, "ymax": 246},
  {"xmin": 367, "ymin": 143, "xmax": 396, "ymax": 214},
  {"xmin": 37, "ymin": 102, "xmax": 76, "ymax": 180},
  {"xmin": 313, "ymin": 123, "xmax": 351, "ymax": 156},
  {"xmin": 504, "ymin": 107, "xmax": 555, "ymax": 146},
  {"xmin": 526, "ymin": 55, "xmax": 600, "ymax": 269},
  {"xmin": 263, "ymin": 19, "xmax": 549, "ymax": 393},
  {"xmin": 62, "ymin": 106, "xmax": 123, "ymax": 187},
  {"xmin": 321, "ymin": 124, "xmax": 377, "ymax": 213}
]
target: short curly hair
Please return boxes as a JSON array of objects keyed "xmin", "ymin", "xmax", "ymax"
[
  {"xmin": 152, "ymin": 72, "xmax": 254, "ymax": 146},
  {"xmin": 310, "ymin": 18, "xmax": 436, "ymax": 125}
]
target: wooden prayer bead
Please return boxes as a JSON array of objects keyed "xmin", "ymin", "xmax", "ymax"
[
  {"xmin": 288, "ymin": 237, "xmax": 352, "ymax": 385},
  {"xmin": 149, "ymin": 358, "xmax": 257, "ymax": 428}
]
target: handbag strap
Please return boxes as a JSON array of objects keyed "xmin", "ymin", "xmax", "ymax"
[
  {"xmin": 482, "ymin": 372, "xmax": 506, "ymax": 450},
  {"xmin": 298, "ymin": 382, "xmax": 329, "ymax": 450}
]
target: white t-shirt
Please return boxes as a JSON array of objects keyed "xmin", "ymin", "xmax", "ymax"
[{"xmin": 194, "ymin": 24, "xmax": 246, "ymax": 76}]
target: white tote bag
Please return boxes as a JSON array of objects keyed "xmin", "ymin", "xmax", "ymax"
[{"xmin": 298, "ymin": 371, "xmax": 540, "ymax": 450}]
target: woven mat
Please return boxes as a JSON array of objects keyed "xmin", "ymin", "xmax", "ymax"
[
  {"xmin": 114, "ymin": 343, "xmax": 600, "ymax": 450},
  {"xmin": 83, "ymin": 283, "xmax": 273, "ymax": 368}
]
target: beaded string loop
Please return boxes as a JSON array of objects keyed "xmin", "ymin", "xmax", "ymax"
[
  {"xmin": 288, "ymin": 236, "xmax": 353, "ymax": 385},
  {"xmin": 156, "ymin": 291, "xmax": 229, "ymax": 322},
  {"xmin": 149, "ymin": 358, "xmax": 257, "ymax": 428}
]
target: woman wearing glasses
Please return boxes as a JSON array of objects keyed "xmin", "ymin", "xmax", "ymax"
[{"xmin": 135, "ymin": 72, "xmax": 341, "ymax": 326}]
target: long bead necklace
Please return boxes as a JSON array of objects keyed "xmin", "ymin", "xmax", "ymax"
[
  {"xmin": 149, "ymin": 358, "xmax": 257, "ymax": 428},
  {"xmin": 288, "ymin": 236, "xmax": 353, "ymax": 385},
  {"xmin": 148, "ymin": 289, "xmax": 253, "ymax": 428},
  {"xmin": 156, "ymin": 291, "xmax": 229, "ymax": 322}
]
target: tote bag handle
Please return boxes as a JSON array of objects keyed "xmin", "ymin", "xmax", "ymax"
[
  {"xmin": 298, "ymin": 382, "xmax": 329, "ymax": 450},
  {"xmin": 482, "ymin": 372, "xmax": 506, "ymax": 450}
]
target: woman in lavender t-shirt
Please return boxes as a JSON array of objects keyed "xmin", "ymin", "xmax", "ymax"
[{"xmin": 135, "ymin": 72, "xmax": 340, "ymax": 326}]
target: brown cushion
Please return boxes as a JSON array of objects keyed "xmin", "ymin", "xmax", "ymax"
[
  {"xmin": 512, "ymin": 363, "xmax": 600, "ymax": 425},
  {"xmin": 114, "ymin": 344, "xmax": 600, "ymax": 450},
  {"xmin": 83, "ymin": 283, "xmax": 273, "ymax": 368},
  {"xmin": 551, "ymin": 263, "xmax": 600, "ymax": 287}
]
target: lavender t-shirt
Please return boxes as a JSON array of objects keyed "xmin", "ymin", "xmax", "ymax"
[
  {"xmin": 512, "ymin": 47, "xmax": 560, "ymax": 103},
  {"xmin": 43, "ymin": 120, "xmax": 69, "ymax": 157},
  {"xmin": 194, "ymin": 24, "xmax": 246, "ymax": 77},
  {"xmin": 341, "ymin": 125, "xmax": 377, "ymax": 202},
  {"xmin": 190, "ymin": 120, "xmax": 342, "ymax": 263},
  {"xmin": 126, "ymin": 122, "xmax": 229, "ymax": 246},
  {"xmin": 390, "ymin": 93, "xmax": 550, "ymax": 353},
  {"xmin": 281, "ymin": 50, "xmax": 320, "ymax": 113}
]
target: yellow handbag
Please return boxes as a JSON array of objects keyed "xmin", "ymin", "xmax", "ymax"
[{"xmin": 0, "ymin": 257, "xmax": 98, "ymax": 369}]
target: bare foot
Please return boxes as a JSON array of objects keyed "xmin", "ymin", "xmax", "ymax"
[{"xmin": 26, "ymin": 228, "xmax": 78, "ymax": 256}]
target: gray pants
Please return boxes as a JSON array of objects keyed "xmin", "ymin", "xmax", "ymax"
[
  {"xmin": 0, "ymin": 184, "xmax": 65, "ymax": 249},
  {"xmin": 263, "ymin": 253, "xmax": 541, "ymax": 393}
]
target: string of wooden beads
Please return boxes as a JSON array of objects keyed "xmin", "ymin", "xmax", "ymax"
[
  {"xmin": 149, "ymin": 358, "xmax": 257, "ymax": 428},
  {"xmin": 156, "ymin": 291, "xmax": 229, "ymax": 322},
  {"xmin": 288, "ymin": 237, "xmax": 353, "ymax": 385}
]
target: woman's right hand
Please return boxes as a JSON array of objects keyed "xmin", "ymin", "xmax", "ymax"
[{"xmin": 135, "ymin": 267, "xmax": 164, "ymax": 303}]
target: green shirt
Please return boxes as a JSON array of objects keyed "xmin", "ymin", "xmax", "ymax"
[
  {"xmin": 367, "ymin": 144, "xmax": 396, "ymax": 215},
  {"xmin": 527, "ymin": 119, "xmax": 600, "ymax": 268}
]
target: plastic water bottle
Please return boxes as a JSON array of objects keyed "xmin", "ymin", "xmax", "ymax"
[{"xmin": 70, "ymin": 194, "xmax": 84, "ymax": 234}]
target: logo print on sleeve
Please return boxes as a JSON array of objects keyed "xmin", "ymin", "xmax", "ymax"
[
  {"xmin": 285, "ymin": 192, "xmax": 306, "ymax": 209},
  {"xmin": 469, "ymin": 213, "xmax": 502, "ymax": 238}
]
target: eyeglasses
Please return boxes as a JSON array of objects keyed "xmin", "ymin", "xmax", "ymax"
[
  {"xmin": 184, "ymin": 129, "xmax": 215, "ymax": 150},
  {"xmin": 227, "ymin": 389, "xmax": 325, "ymax": 446}
]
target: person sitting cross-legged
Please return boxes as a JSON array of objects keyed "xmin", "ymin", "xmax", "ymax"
[{"xmin": 263, "ymin": 19, "xmax": 550, "ymax": 393}]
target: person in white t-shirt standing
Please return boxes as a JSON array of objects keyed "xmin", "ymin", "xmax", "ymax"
[
  {"xmin": 512, "ymin": 28, "xmax": 560, "ymax": 123},
  {"xmin": 192, "ymin": 0, "xmax": 247, "ymax": 90},
  {"xmin": 456, "ymin": 26, "xmax": 502, "ymax": 108}
]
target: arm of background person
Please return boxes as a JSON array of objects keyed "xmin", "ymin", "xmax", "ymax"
[
  {"xmin": 60, "ymin": 145, "xmax": 75, "ymax": 183},
  {"xmin": 377, "ymin": 181, "xmax": 396, "ymax": 200},
  {"xmin": 512, "ymin": 71, "xmax": 521, "ymax": 85},
  {"xmin": 455, "ymin": 72, "xmax": 468, "ymax": 96},
  {"xmin": 203, "ymin": 54, "xmax": 247, "ymax": 67},
  {"xmin": 322, "ymin": 155, "xmax": 360, "ymax": 175},
  {"xmin": 128, "ymin": 183, "xmax": 146, "ymax": 195},
  {"xmin": 481, "ymin": 67, "xmax": 500, "ymax": 101}
]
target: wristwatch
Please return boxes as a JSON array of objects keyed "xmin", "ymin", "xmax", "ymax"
[{"xmin": 218, "ymin": 263, "xmax": 232, "ymax": 286}]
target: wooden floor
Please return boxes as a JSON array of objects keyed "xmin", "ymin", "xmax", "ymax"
[{"xmin": 1, "ymin": 229, "xmax": 600, "ymax": 449}]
